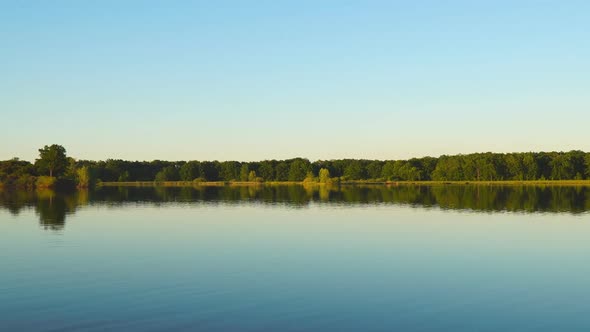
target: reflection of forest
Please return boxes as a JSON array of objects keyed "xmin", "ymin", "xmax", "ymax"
[
  {"xmin": 0, "ymin": 189, "xmax": 89, "ymax": 230},
  {"xmin": 2, "ymin": 185, "xmax": 590, "ymax": 230}
]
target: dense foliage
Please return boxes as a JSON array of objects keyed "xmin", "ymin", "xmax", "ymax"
[
  {"xmin": 35, "ymin": 145, "xmax": 68, "ymax": 178},
  {"xmin": 2, "ymin": 146, "xmax": 590, "ymax": 188}
]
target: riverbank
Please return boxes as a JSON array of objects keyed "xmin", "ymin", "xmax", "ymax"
[{"xmin": 97, "ymin": 180, "xmax": 590, "ymax": 187}]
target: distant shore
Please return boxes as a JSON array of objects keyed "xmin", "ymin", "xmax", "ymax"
[
  {"xmin": 4, "ymin": 146, "xmax": 590, "ymax": 190},
  {"xmin": 98, "ymin": 180, "xmax": 590, "ymax": 187}
]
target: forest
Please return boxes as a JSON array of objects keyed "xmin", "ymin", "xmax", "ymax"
[{"xmin": 1, "ymin": 145, "xmax": 590, "ymax": 189}]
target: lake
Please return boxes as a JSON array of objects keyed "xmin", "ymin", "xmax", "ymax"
[{"xmin": 1, "ymin": 185, "xmax": 590, "ymax": 331}]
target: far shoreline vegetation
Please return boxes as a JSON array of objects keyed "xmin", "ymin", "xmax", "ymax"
[
  {"xmin": 2, "ymin": 144, "xmax": 590, "ymax": 190},
  {"xmin": 100, "ymin": 180, "xmax": 590, "ymax": 187}
]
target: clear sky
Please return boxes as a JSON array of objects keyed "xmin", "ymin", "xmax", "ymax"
[{"xmin": 1, "ymin": 1, "xmax": 589, "ymax": 162}]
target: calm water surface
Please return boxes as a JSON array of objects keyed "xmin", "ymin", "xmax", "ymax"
[{"xmin": 1, "ymin": 185, "xmax": 590, "ymax": 331}]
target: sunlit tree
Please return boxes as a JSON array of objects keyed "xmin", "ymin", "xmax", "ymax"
[
  {"xmin": 319, "ymin": 168, "xmax": 331, "ymax": 183},
  {"xmin": 35, "ymin": 144, "xmax": 67, "ymax": 177}
]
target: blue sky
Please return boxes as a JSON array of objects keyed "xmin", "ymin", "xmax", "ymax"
[{"xmin": 1, "ymin": 1, "xmax": 589, "ymax": 162}]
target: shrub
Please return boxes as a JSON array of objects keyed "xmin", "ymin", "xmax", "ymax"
[
  {"xmin": 192, "ymin": 177, "xmax": 205, "ymax": 184},
  {"xmin": 248, "ymin": 170, "xmax": 257, "ymax": 182},
  {"xmin": 36, "ymin": 176, "xmax": 57, "ymax": 188},
  {"xmin": 318, "ymin": 168, "xmax": 331, "ymax": 184},
  {"xmin": 76, "ymin": 166, "xmax": 94, "ymax": 188},
  {"xmin": 302, "ymin": 171, "xmax": 317, "ymax": 184},
  {"xmin": 16, "ymin": 175, "xmax": 37, "ymax": 188}
]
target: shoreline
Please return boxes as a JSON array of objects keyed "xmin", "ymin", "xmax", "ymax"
[
  {"xmin": 97, "ymin": 180, "xmax": 590, "ymax": 187},
  {"xmin": 5, "ymin": 180, "xmax": 590, "ymax": 192}
]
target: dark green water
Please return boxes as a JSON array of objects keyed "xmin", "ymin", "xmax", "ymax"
[{"xmin": 1, "ymin": 185, "xmax": 590, "ymax": 331}]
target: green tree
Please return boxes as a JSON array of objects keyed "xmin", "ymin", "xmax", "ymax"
[
  {"xmin": 397, "ymin": 161, "xmax": 421, "ymax": 181},
  {"xmin": 366, "ymin": 161, "xmax": 383, "ymax": 180},
  {"xmin": 248, "ymin": 170, "xmax": 257, "ymax": 182},
  {"xmin": 567, "ymin": 150, "xmax": 586, "ymax": 180},
  {"xmin": 155, "ymin": 166, "xmax": 179, "ymax": 182},
  {"xmin": 0, "ymin": 158, "xmax": 36, "ymax": 186},
  {"xmin": 413, "ymin": 157, "xmax": 438, "ymax": 181},
  {"xmin": 276, "ymin": 162, "xmax": 290, "ymax": 181},
  {"xmin": 344, "ymin": 160, "xmax": 364, "ymax": 180},
  {"xmin": 219, "ymin": 161, "xmax": 240, "ymax": 181},
  {"xmin": 118, "ymin": 171, "xmax": 129, "ymax": 182},
  {"xmin": 36, "ymin": 144, "xmax": 67, "ymax": 177},
  {"xmin": 76, "ymin": 166, "xmax": 94, "ymax": 188},
  {"xmin": 382, "ymin": 161, "xmax": 420, "ymax": 181},
  {"xmin": 200, "ymin": 161, "xmax": 220, "ymax": 181},
  {"xmin": 240, "ymin": 164, "xmax": 249, "ymax": 181},
  {"xmin": 258, "ymin": 160, "xmax": 275, "ymax": 181},
  {"xmin": 381, "ymin": 161, "xmax": 396, "ymax": 180},
  {"xmin": 505, "ymin": 153, "xmax": 524, "ymax": 180},
  {"xmin": 330, "ymin": 160, "xmax": 348, "ymax": 178},
  {"xmin": 318, "ymin": 168, "xmax": 331, "ymax": 183},
  {"xmin": 303, "ymin": 171, "xmax": 316, "ymax": 183},
  {"xmin": 288, "ymin": 159, "xmax": 310, "ymax": 181},
  {"xmin": 521, "ymin": 153, "xmax": 538, "ymax": 180},
  {"xmin": 180, "ymin": 161, "xmax": 201, "ymax": 181},
  {"xmin": 550, "ymin": 153, "xmax": 573, "ymax": 180},
  {"xmin": 431, "ymin": 156, "xmax": 462, "ymax": 181},
  {"xmin": 64, "ymin": 157, "xmax": 77, "ymax": 180},
  {"xmin": 475, "ymin": 153, "xmax": 498, "ymax": 181}
]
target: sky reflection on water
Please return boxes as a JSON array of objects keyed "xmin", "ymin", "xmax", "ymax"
[{"xmin": 1, "ymin": 186, "xmax": 590, "ymax": 331}]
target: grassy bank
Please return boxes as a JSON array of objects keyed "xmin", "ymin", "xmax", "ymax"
[
  {"xmin": 97, "ymin": 180, "xmax": 590, "ymax": 187},
  {"xmin": 99, "ymin": 181, "xmax": 302, "ymax": 187},
  {"xmin": 376, "ymin": 180, "xmax": 590, "ymax": 186}
]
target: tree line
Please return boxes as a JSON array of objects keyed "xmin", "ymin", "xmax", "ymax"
[{"xmin": 2, "ymin": 145, "xmax": 590, "ymax": 189}]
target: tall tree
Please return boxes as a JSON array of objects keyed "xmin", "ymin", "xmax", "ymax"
[
  {"xmin": 344, "ymin": 160, "xmax": 364, "ymax": 180},
  {"xmin": 200, "ymin": 161, "xmax": 220, "ymax": 181},
  {"xmin": 521, "ymin": 153, "xmax": 538, "ymax": 180},
  {"xmin": 276, "ymin": 162, "xmax": 290, "ymax": 181},
  {"xmin": 180, "ymin": 161, "xmax": 201, "ymax": 181},
  {"xmin": 155, "ymin": 166, "xmax": 179, "ymax": 182},
  {"xmin": 240, "ymin": 164, "xmax": 249, "ymax": 181},
  {"xmin": 366, "ymin": 161, "xmax": 383, "ymax": 179},
  {"xmin": 35, "ymin": 144, "xmax": 67, "ymax": 177},
  {"xmin": 550, "ymin": 153, "xmax": 573, "ymax": 180},
  {"xmin": 505, "ymin": 153, "xmax": 524, "ymax": 180},
  {"xmin": 219, "ymin": 161, "xmax": 240, "ymax": 181},
  {"xmin": 431, "ymin": 156, "xmax": 462, "ymax": 181},
  {"xmin": 288, "ymin": 159, "xmax": 311, "ymax": 181},
  {"xmin": 585, "ymin": 154, "xmax": 590, "ymax": 179},
  {"xmin": 258, "ymin": 160, "xmax": 276, "ymax": 181}
]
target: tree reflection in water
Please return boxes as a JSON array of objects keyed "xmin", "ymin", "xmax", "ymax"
[{"xmin": 1, "ymin": 184, "xmax": 589, "ymax": 230}]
